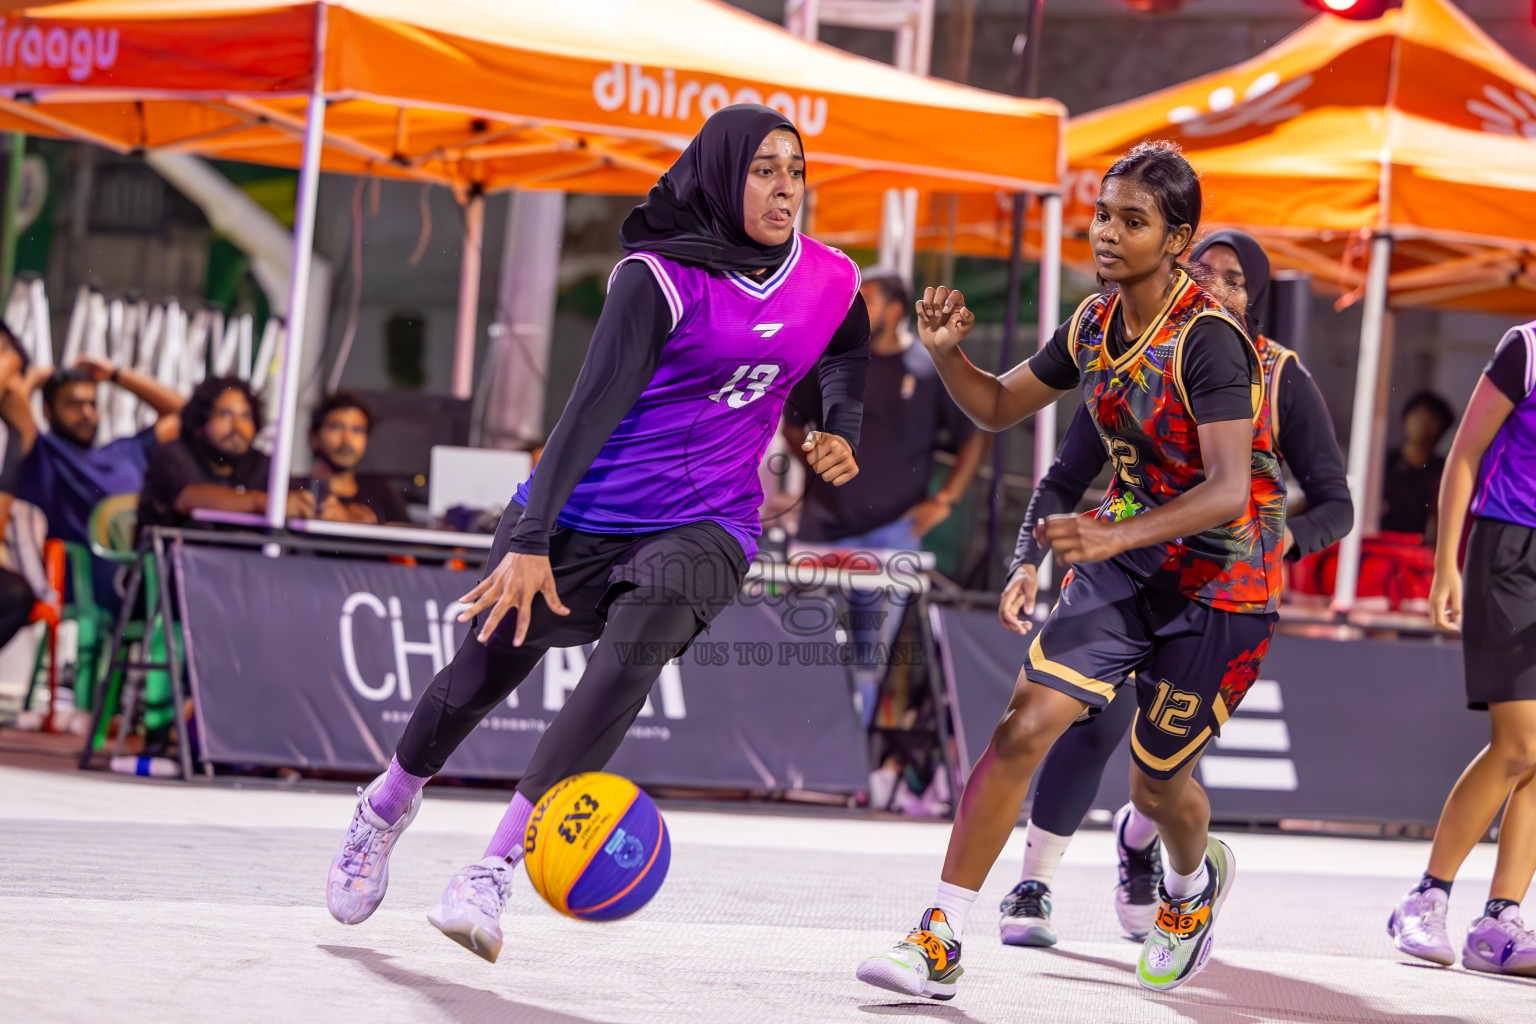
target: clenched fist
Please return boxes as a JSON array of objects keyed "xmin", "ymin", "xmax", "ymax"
[{"xmin": 802, "ymin": 430, "xmax": 858, "ymax": 486}]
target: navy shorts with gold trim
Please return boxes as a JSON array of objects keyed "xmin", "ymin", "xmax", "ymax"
[{"xmin": 1025, "ymin": 559, "xmax": 1276, "ymax": 779}]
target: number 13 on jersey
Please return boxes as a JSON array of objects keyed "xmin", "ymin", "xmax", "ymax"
[{"xmin": 710, "ymin": 363, "xmax": 782, "ymax": 409}]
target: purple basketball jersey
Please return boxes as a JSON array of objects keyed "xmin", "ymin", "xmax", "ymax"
[
  {"xmin": 1472, "ymin": 321, "xmax": 1536, "ymax": 530},
  {"xmin": 513, "ymin": 232, "xmax": 860, "ymax": 559}
]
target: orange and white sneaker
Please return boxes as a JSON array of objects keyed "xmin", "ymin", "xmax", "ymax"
[{"xmin": 856, "ymin": 908, "xmax": 964, "ymax": 1001}]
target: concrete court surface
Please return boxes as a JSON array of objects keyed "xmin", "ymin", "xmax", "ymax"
[{"xmin": 1, "ymin": 764, "xmax": 1531, "ymax": 1024}]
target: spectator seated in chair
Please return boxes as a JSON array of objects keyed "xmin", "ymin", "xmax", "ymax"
[
  {"xmin": 4, "ymin": 346, "xmax": 185, "ymax": 611},
  {"xmin": 0, "ymin": 329, "xmax": 44, "ymax": 655},
  {"xmin": 293, "ymin": 391, "xmax": 409, "ymax": 525},
  {"xmin": 137, "ymin": 376, "xmax": 313, "ymax": 534}
]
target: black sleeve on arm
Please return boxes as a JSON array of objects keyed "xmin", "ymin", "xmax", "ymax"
[
  {"xmin": 1484, "ymin": 328, "xmax": 1532, "ymax": 405},
  {"xmin": 782, "ymin": 365, "xmax": 820, "ymax": 430},
  {"xmin": 1275, "ymin": 357, "xmax": 1353, "ymax": 560},
  {"xmin": 813, "ymin": 293, "xmax": 870, "ymax": 455},
  {"xmin": 139, "ymin": 441, "xmax": 206, "ymax": 523},
  {"xmin": 0, "ymin": 422, "xmax": 20, "ymax": 493},
  {"xmin": 1009, "ymin": 404, "xmax": 1107, "ymax": 577},
  {"xmin": 505, "ymin": 262, "xmax": 670, "ymax": 557},
  {"xmin": 1026, "ymin": 321, "xmax": 1080, "ymax": 391},
  {"xmin": 1180, "ymin": 319, "xmax": 1256, "ymax": 424}
]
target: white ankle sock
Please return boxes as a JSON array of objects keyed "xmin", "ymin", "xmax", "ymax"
[
  {"xmin": 933, "ymin": 881, "xmax": 979, "ymax": 943},
  {"xmin": 1020, "ymin": 821, "xmax": 1072, "ymax": 887},
  {"xmin": 1164, "ymin": 861, "xmax": 1209, "ymax": 901},
  {"xmin": 1119, "ymin": 806, "xmax": 1159, "ymax": 851}
]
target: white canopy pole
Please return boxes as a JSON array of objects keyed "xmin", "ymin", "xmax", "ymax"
[
  {"xmin": 265, "ymin": 3, "xmax": 328, "ymax": 529},
  {"xmin": 452, "ymin": 191, "xmax": 485, "ymax": 400},
  {"xmin": 1331, "ymin": 233, "xmax": 1393, "ymax": 615},
  {"xmin": 1034, "ymin": 192, "xmax": 1063, "ymax": 590}
]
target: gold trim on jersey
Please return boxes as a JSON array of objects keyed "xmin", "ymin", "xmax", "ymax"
[
  {"xmin": 1170, "ymin": 308, "xmax": 1264, "ymax": 424},
  {"xmin": 1264, "ymin": 341, "xmax": 1297, "ymax": 442},
  {"xmin": 1108, "ymin": 272, "xmax": 1196, "ymax": 374},
  {"xmin": 1132, "ymin": 721, "xmax": 1212, "ymax": 772},
  {"xmin": 1065, "ymin": 292, "xmax": 1103, "ymax": 365},
  {"xmin": 1028, "ymin": 631, "xmax": 1116, "ymax": 701}
]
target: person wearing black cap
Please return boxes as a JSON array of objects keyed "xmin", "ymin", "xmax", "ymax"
[
  {"xmin": 992, "ymin": 229, "xmax": 1352, "ymax": 950},
  {"xmin": 324, "ymin": 105, "xmax": 871, "ymax": 962}
]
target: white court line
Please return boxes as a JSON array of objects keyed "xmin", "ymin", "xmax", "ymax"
[
  {"xmin": 0, "ymin": 765, "xmax": 1494, "ymax": 880},
  {"xmin": 1212, "ymin": 718, "xmax": 1291, "ymax": 752},
  {"xmin": 1201, "ymin": 755, "xmax": 1299, "ymax": 790}
]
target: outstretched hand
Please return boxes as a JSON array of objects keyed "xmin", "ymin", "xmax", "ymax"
[
  {"xmin": 457, "ymin": 551, "xmax": 571, "ymax": 647},
  {"xmin": 915, "ymin": 286, "xmax": 976, "ymax": 356}
]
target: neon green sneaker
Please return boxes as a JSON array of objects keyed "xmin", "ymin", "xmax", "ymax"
[
  {"xmin": 856, "ymin": 907, "xmax": 964, "ymax": 1001},
  {"xmin": 1136, "ymin": 837, "xmax": 1235, "ymax": 992}
]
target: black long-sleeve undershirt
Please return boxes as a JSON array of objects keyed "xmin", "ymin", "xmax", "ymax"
[
  {"xmin": 1008, "ymin": 354, "xmax": 1353, "ymax": 578},
  {"xmin": 506, "ymin": 261, "xmax": 869, "ymax": 557},
  {"xmin": 1274, "ymin": 356, "xmax": 1353, "ymax": 561}
]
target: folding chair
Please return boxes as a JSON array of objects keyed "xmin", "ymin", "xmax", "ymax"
[{"xmin": 78, "ymin": 495, "xmax": 191, "ymax": 778}]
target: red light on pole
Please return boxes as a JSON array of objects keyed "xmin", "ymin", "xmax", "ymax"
[{"xmin": 1302, "ymin": 0, "xmax": 1394, "ymax": 18}]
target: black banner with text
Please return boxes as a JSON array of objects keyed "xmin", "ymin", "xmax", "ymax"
[{"xmin": 175, "ymin": 544, "xmax": 869, "ymax": 793}]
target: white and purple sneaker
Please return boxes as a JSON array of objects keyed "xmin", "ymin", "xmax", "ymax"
[
  {"xmin": 1463, "ymin": 906, "xmax": 1536, "ymax": 976},
  {"xmin": 428, "ymin": 856, "xmax": 516, "ymax": 963},
  {"xmin": 1388, "ymin": 886, "xmax": 1454, "ymax": 966},
  {"xmin": 326, "ymin": 777, "xmax": 421, "ymax": 925},
  {"xmin": 1113, "ymin": 803, "xmax": 1163, "ymax": 941}
]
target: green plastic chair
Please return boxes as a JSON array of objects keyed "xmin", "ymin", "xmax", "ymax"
[
  {"xmin": 54, "ymin": 540, "xmax": 104, "ymax": 711},
  {"xmin": 82, "ymin": 494, "xmax": 178, "ymax": 753}
]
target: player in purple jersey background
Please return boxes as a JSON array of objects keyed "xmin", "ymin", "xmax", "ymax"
[
  {"xmin": 1390, "ymin": 321, "xmax": 1536, "ymax": 975},
  {"xmin": 323, "ymin": 105, "xmax": 871, "ymax": 963}
]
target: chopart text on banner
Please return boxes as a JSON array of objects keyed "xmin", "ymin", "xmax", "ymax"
[
  {"xmin": 592, "ymin": 63, "xmax": 828, "ymax": 136},
  {"xmin": 0, "ymin": 20, "xmax": 118, "ymax": 82},
  {"xmin": 338, "ymin": 590, "xmax": 687, "ymax": 719}
]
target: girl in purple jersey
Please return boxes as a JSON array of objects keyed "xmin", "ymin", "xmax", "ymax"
[
  {"xmin": 324, "ymin": 105, "xmax": 870, "ymax": 962},
  {"xmin": 1390, "ymin": 321, "xmax": 1536, "ymax": 976}
]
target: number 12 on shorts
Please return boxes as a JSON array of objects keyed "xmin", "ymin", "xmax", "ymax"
[
  {"xmin": 1148, "ymin": 678, "xmax": 1201, "ymax": 737},
  {"xmin": 710, "ymin": 363, "xmax": 781, "ymax": 409}
]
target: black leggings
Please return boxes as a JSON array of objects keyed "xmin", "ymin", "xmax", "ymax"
[
  {"xmin": 395, "ymin": 586, "xmax": 700, "ymax": 802},
  {"xmin": 0, "ymin": 568, "xmax": 33, "ymax": 651},
  {"xmin": 1029, "ymin": 685, "xmax": 1136, "ymax": 835}
]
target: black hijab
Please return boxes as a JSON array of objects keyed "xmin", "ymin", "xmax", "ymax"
[
  {"xmin": 1191, "ymin": 229, "xmax": 1271, "ymax": 337},
  {"xmin": 618, "ymin": 104, "xmax": 800, "ymax": 274}
]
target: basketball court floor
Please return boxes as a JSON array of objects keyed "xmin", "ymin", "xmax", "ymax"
[{"xmin": 1, "ymin": 764, "xmax": 1526, "ymax": 1023}]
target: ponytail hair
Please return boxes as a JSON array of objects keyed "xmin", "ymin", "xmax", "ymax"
[{"xmin": 1097, "ymin": 141, "xmax": 1209, "ymax": 290}]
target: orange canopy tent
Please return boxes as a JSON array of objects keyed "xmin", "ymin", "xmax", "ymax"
[
  {"xmin": 0, "ymin": 0, "xmax": 1065, "ymax": 527},
  {"xmin": 1066, "ymin": 0, "xmax": 1536, "ymax": 314},
  {"xmin": 0, "ymin": 0, "xmax": 1063, "ymax": 196}
]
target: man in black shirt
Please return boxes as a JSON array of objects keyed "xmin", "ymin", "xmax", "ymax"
[
  {"xmin": 783, "ymin": 269, "xmax": 986, "ymax": 722},
  {"xmin": 1380, "ymin": 390, "xmax": 1454, "ymax": 539},
  {"xmin": 138, "ymin": 376, "xmax": 313, "ymax": 535},
  {"xmin": 295, "ymin": 392, "xmax": 409, "ymax": 526}
]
